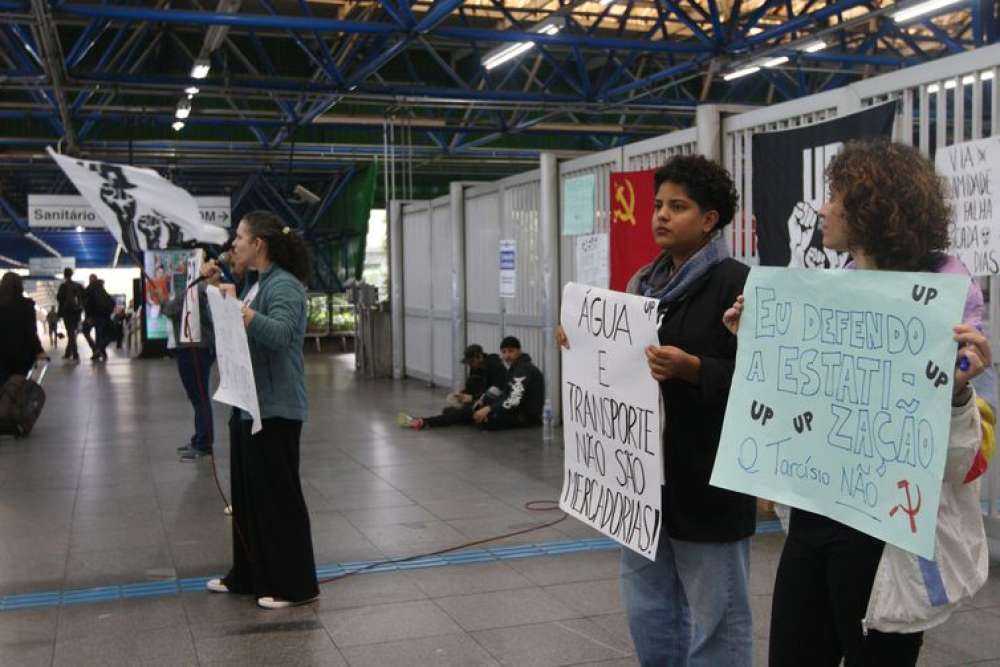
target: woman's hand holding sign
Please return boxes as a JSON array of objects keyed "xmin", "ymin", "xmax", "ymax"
[
  {"xmin": 645, "ymin": 345, "xmax": 700, "ymax": 383},
  {"xmin": 953, "ymin": 323, "xmax": 991, "ymax": 400},
  {"xmin": 723, "ymin": 294, "xmax": 745, "ymax": 336}
]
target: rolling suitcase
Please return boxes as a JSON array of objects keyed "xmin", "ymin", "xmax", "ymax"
[{"xmin": 0, "ymin": 361, "xmax": 48, "ymax": 437}]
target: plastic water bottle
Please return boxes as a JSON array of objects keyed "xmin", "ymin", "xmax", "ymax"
[{"xmin": 542, "ymin": 399, "xmax": 554, "ymax": 442}]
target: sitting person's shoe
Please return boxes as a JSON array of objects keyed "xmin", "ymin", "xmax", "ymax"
[
  {"xmin": 256, "ymin": 595, "xmax": 318, "ymax": 610},
  {"xmin": 180, "ymin": 447, "xmax": 212, "ymax": 462},
  {"xmin": 177, "ymin": 444, "xmax": 192, "ymax": 453},
  {"xmin": 397, "ymin": 412, "xmax": 417, "ymax": 428},
  {"xmin": 206, "ymin": 578, "xmax": 229, "ymax": 593}
]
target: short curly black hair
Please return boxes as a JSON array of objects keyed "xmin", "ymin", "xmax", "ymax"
[{"xmin": 654, "ymin": 154, "xmax": 739, "ymax": 231}]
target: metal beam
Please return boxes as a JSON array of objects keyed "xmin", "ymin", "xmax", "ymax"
[
  {"xmin": 54, "ymin": 5, "xmax": 711, "ymax": 54},
  {"xmin": 30, "ymin": 0, "xmax": 77, "ymax": 151}
]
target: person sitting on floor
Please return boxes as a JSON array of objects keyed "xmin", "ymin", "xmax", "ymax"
[
  {"xmin": 400, "ymin": 337, "xmax": 544, "ymax": 432},
  {"xmin": 398, "ymin": 343, "xmax": 505, "ymax": 429}
]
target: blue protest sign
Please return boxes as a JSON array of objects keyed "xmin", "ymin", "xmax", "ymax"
[{"xmin": 710, "ymin": 267, "xmax": 967, "ymax": 558}]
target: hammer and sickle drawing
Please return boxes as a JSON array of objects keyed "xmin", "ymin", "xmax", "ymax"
[{"xmin": 613, "ymin": 178, "xmax": 637, "ymax": 226}]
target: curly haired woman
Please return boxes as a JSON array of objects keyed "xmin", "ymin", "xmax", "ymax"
[{"xmin": 727, "ymin": 141, "xmax": 995, "ymax": 666}]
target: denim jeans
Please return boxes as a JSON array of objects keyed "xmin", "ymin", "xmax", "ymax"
[
  {"xmin": 620, "ymin": 536, "xmax": 752, "ymax": 667},
  {"xmin": 176, "ymin": 347, "xmax": 215, "ymax": 450}
]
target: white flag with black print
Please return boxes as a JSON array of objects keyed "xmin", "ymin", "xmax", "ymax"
[{"xmin": 47, "ymin": 146, "xmax": 228, "ymax": 256}]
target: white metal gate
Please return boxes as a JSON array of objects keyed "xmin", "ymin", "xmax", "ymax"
[{"xmin": 400, "ymin": 196, "xmax": 455, "ymax": 386}]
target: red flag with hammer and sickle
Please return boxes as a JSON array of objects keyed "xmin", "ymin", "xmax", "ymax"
[{"xmin": 609, "ymin": 169, "xmax": 660, "ymax": 292}]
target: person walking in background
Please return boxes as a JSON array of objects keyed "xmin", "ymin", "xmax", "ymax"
[
  {"xmin": 83, "ymin": 274, "xmax": 114, "ymax": 362},
  {"xmin": 45, "ymin": 307, "xmax": 59, "ymax": 348},
  {"xmin": 202, "ymin": 211, "xmax": 319, "ymax": 610},
  {"xmin": 0, "ymin": 273, "xmax": 46, "ymax": 385},
  {"xmin": 56, "ymin": 267, "xmax": 84, "ymax": 361}
]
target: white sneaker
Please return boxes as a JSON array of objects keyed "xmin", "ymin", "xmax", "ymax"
[
  {"xmin": 223, "ymin": 505, "xmax": 233, "ymax": 516},
  {"xmin": 256, "ymin": 595, "xmax": 318, "ymax": 610},
  {"xmin": 206, "ymin": 578, "xmax": 229, "ymax": 593}
]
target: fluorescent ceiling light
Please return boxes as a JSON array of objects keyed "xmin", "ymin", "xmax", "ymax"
[
  {"xmin": 802, "ymin": 40, "xmax": 826, "ymax": 53},
  {"xmin": 185, "ymin": 86, "xmax": 200, "ymax": 95},
  {"xmin": 175, "ymin": 99, "xmax": 191, "ymax": 119},
  {"xmin": 598, "ymin": 0, "xmax": 615, "ymax": 5},
  {"xmin": 190, "ymin": 59, "xmax": 211, "ymax": 79},
  {"xmin": 172, "ymin": 121, "xmax": 185, "ymax": 131},
  {"xmin": 982, "ymin": 71, "xmax": 995, "ymax": 81},
  {"xmin": 764, "ymin": 56, "xmax": 789, "ymax": 68},
  {"xmin": 483, "ymin": 23, "xmax": 561, "ymax": 70},
  {"xmin": 944, "ymin": 79, "xmax": 957, "ymax": 89},
  {"xmin": 892, "ymin": 0, "xmax": 963, "ymax": 23},
  {"xmin": 724, "ymin": 66, "xmax": 760, "ymax": 81},
  {"xmin": 75, "ymin": 225, "xmax": 85, "ymax": 233}
]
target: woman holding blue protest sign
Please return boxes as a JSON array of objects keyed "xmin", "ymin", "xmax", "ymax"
[
  {"xmin": 560, "ymin": 154, "xmax": 755, "ymax": 666},
  {"xmin": 725, "ymin": 141, "xmax": 994, "ymax": 666}
]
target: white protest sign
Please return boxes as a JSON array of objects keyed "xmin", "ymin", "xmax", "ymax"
[
  {"xmin": 499, "ymin": 240, "xmax": 516, "ymax": 298},
  {"xmin": 206, "ymin": 285, "xmax": 262, "ymax": 434},
  {"xmin": 937, "ymin": 137, "xmax": 1000, "ymax": 276},
  {"xmin": 710, "ymin": 267, "xmax": 966, "ymax": 558},
  {"xmin": 179, "ymin": 251, "xmax": 203, "ymax": 344},
  {"xmin": 575, "ymin": 233, "xmax": 609, "ymax": 288},
  {"xmin": 559, "ymin": 282, "xmax": 662, "ymax": 559}
]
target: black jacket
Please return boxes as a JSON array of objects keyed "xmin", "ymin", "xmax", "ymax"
[
  {"xmin": 653, "ymin": 257, "xmax": 756, "ymax": 542},
  {"xmin": 491, "ymin": 353, "xmax": 544, "ymax": 423},
  {"xmin": 0, "ymin": 297, "xmax": 43, "ymax": 379},
  {"xmin": 56, "ymin": 280, "xmax": 84, "ymax": 318},
  {"xmin": 84, "ymin": 281, "xmax": 114, "ymax": 318},
  {"xmin": 465, "ymin": 353, "xmax": 506, "ymax": 397}
]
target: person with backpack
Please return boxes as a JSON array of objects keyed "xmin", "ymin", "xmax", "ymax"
[
  {"xmin": 83, "ymin": 274, "xmax": 115, "ymax": 362},
  {"xmin": 56, "ymin": 267, "xmax": 84, "ymax": 361}
]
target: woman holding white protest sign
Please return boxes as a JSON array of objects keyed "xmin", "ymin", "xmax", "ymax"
[
  {"xmin": 202, "ymin": 210, "xmax": 320, "ymax": 610},
  {"xmin": 558, "ymin": 154, "xmax": 755, "ymax": 666},
  {"xmin": 724, "ymin": 141, "xmax": 995, "ymax": 666}
]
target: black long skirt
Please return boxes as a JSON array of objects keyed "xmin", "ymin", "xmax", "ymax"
[{"xmin": 222, "ymin": 414, "xmax": 319, "ymax": 602}]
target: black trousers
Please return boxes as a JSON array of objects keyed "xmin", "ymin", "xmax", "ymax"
[
  {"xmin": 423, "ymin": 404, "xmax": 474, "ymax": 428},
  {"xmin": 223, "ymin": 414, "xmax": 319, "ymax": 602},
  {"xmin": 769, "ymin": 509, "xmax": 923, "ymax": 667},
  {"xmin": 61, "ymin": 314, "xmax": 80, "ymax": 358}
]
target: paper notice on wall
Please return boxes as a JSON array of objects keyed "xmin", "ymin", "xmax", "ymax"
[
  {"xmin": 499, "ymin": 239, "xmax": 517, "ymax": 298},
  {"xmin": 575, "ymin": 233, "xmax": 609, "ymax": 288},
  {"xmin": 206, "ymin": 285, "xmax": 262, "ymax": 434},
  {"xmin": 559, "ymin": 282, "xmax": 662, "ymax": 559},
  {"xmin": 936, "ymin": 137, "xmax": 1000, "ymax": 276}
]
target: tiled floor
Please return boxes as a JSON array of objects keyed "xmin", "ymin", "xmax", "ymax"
[{"xmin": 1, "ymin": 343, "xmax": 999, "ymax": 666}]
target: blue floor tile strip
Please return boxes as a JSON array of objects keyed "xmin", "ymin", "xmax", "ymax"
[{"xmin": 0, "ymin": 521, "xmax": 786, "ymax": 613}]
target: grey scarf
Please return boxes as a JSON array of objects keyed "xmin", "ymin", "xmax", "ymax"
[{"xmin": 628, "ymin": 232, "xmax": 731, "ymax": 306}]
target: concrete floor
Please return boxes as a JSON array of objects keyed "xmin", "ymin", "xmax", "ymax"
[{"xmin": 1, "ymin": 341, "xmax": 999, "ymax": 666}]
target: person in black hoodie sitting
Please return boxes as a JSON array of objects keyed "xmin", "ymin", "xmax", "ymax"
[
  {"xmin": 473, "ymin": 336, "xmax": 544, "ymax": 431},
  {"xmin": 398, "ymin": 343, "xmax": 506, "ymax": 430}
]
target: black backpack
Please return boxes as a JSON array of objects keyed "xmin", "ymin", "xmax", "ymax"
[
  {"xmin": 93, "ymin": 285, "xmax": 115, "ymax": 316},
  {"xmin": 63, "ymin": 282, "xmax": 83, "ymax": 313}
]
